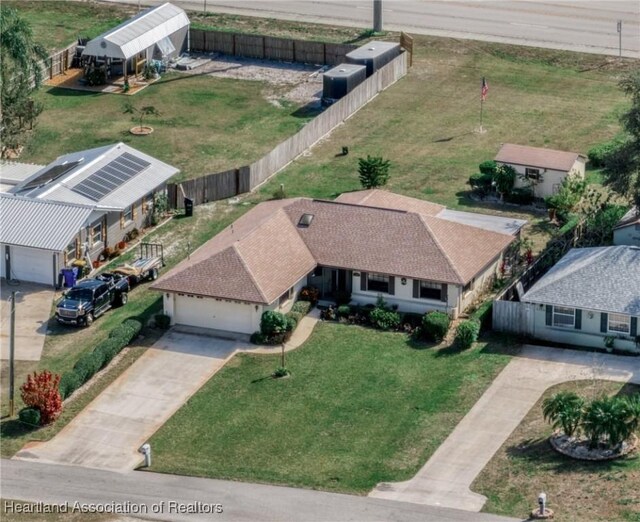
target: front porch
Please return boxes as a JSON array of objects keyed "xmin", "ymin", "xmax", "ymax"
[{"xmin": 307, "ymin": 266, "xmax": 352, "ymax": 301}]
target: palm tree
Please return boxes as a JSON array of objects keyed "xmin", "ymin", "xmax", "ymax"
[
  {"xmin": 581, "ymin": 396, "xmax": 631, "ymax": 450},
  {"xmin": 542, "ymin": 391, "xmax": 584, "ymax": 437},
  {"xmin": 622, "ymin": 394, "xmax": 640, "ymax": 434}
]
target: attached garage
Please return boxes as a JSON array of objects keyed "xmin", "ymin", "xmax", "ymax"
[
  {"xmin": 170, "ymin": 294, "xmax": 259, "ymax": 335},
  {"xmin": 4, "ymin": 245, "xmax": 56, "ymax": 286}
]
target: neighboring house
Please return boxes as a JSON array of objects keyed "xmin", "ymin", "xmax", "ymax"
[
  {"xmin": 0, "ymin": 161, "xmax": 45, "ymax": 193},
  {"xmin": 152, "ymin": 190, "xmax": 525, "ymax": 335},
  {"xmin": 82, "ymin": 2, "xmax": 189, "ymax": 76},
  {"xmin": 521, "ymin": 246, "xmax": 640, "ymax": 352},
  {"xmin": 495, "ymin": 143, "xmax": 586, "ymax": 198},
  {"xmin": 0, "ymin": 194, "xmax": 96, "ymax": 285},
  {"xmin": 3, "ymin": 143, "xmax": 178, "ymax": 285},
  {"xmin": 613, "ymin": 206, "xmax": 640, "ymax": 247}
]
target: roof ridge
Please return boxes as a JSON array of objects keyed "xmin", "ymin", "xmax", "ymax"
[
  {"xmin": 418, "ymin": 214, "xmax": 464, "ymax": 284},
  {"xmin": 0, "ymin": 192, "xmax": 97, "ymax": 210},
  {"xmin": 232, "ymin": 243, "xmax": 269, "ymax": 303},
  {"xmin": 310, "ymin": 197, "xmax": 408, "ymax": 214}
]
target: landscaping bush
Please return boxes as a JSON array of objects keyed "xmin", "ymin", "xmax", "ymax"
[
  {"xmin": 334, "ymin": 290, "xmax": 351, "ymax": 306},
  {"xmin": 291, "ymin": 300, "xmax": 312, "ymax": 315},
  {"xmin": 260, "ymin": 310, "xmax": 289, "ymax": 336},
  {"xmin": 73, "ymin": 352, "xmax": 102, "ymax": 383},
  {"xmin": 93, "ymin": 338, "xmax": 123, "ymax": 368},
  {"xmin": 588, "ymin": 137, "xmax": 625, "ymax": 168},
  {"xmin": 109, "ymin": 318, "xmax": 143, "ymax": 345},
  {"xmin": 494, "ymin": 165, "xmax": 517, "ymax": 196},
  {"xmin": 468, "ymin": 172, "xmax": 493, "ymax": 195},
  {"xmin": 58, "ymin": 371, "xmax": 82, "ymax": 400},
  {"xmin": 18, "ymin": 407, "xmax": 41, "ymax": 428},
  {"xmin": 454, "ymin": 320, "xmax": 480, "ymax": 350},
  {"xmin": 337, "ymin": 305, "xmax": 351, "ymax": 318},
  {"xmin": 470, "ymin": 300, "xmax": 493, "ymax": 332},
  {"xmin": 504, "ymin": 187, "xmax": 534, "ymax": 205},
  {"xmin": 479, "ymin": 160, "xmax": 498, "ymax": 175},
  {"xmin": 369, "ymin": 307, "xmax": 401, "ymax": 331},
  {"xmin": 155, "ymin": 313, "xmax": 171, "ymax": 330},
  {"xmin": 287, "ymin": 311, "xmax": 304, "ymax": 327},
  {"xmin": 299, "ymin": 286, "xmax": 319, "ymax": 304},
  {"xmin": 286, "ymin": 314, "xmax": 297, "ymax": 331},
  {"xmin": 20, "ymin": 370, "xmax": 62, "ymax": 425},
  {"xmin": 422, "ymin": 311, "xmax": 450, "ymax": 342},
  {"xmin": 250, "ymin": 331, "xmax": 267, "ymax": 345}
]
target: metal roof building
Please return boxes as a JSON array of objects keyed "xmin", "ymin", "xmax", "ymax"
[
  {"xmin": 82, "ymin": 2, "xmax": 189, "ymax": 61},
  {"xmin": 11, "ymin": 142, "xmax": 180, "ymax": 210},
  {"xmin": 0, "ymin": 161, "xmax": 45, "ymax": 193}
]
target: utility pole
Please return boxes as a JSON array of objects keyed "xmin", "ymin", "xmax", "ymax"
[
  {"xmin": 373, "ymin": 0, "xmax": 383, "ymax": 33},
  {"xmin": 9, "ymin": 291, "xmax": 17, "ymax": 417},
  {"xmin": 617, "ymin": 20, "xmax": 622, "ymax": 58}
]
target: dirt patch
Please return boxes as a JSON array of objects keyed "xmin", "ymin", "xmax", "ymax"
[{"xmin": 172, "ymin": 53, "xmax": 324, "ymax": 107}]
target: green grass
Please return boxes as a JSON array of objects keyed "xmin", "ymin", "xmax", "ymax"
[
  {"xmin": 148, "ymin": 323, "xmax": 512, "ymax": 493},
  {"xmin": 472, "ymin": 381, "xmax": 640, "ymax": 522}
]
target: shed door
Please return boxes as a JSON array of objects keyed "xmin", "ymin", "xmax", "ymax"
[{"xmin": 9, "ymin": 246, "xmax": 54, "ymax": 285}]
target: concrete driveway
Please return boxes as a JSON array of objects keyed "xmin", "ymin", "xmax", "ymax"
[
  {"xmin": 1, "ymin": 280, "xmax": 54, "ymax": 361},
  {"xmin": 370, "ymin": 344, "xmax": 640, "ymax": 511},
  {"xmin": 14, "ymin": 330, "xmax": 246, "ymax": 471}
]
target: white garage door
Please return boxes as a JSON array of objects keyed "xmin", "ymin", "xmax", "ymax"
[
  {"xmin": 10, "ymin": 246, "xmax": 54, "ymax": 285},
  {"xmin": 174, "ymin": 295, "xmax": 254, "ymax": 334}
]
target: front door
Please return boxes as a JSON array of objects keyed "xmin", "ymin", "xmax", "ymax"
[{"xmin": 331, "ymin": 269, "xmax": 349, "ymax": 295}]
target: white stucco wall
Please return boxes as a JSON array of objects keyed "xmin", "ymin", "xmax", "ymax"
[
  {"xmin": 501, "ymin": 158, "xmax": 585, "ymax": 199},
  {"xmin": 264, "ymin": 276, "xmax": 307, "ymax": 314},
  {"xmin": 613, "ymin": 225, "xmax": 640, "ymax": 247},
  {"xmin": 530, "ymin": 304, "xmax": 638, "ymax": 353},
  {"xmin": 458, "ymin": 258, "xmax": 501, "ymax": 313}
]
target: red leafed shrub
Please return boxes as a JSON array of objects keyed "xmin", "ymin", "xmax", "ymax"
[{"xmin": 20, "ymin": 370, "xmax": 63, "ymax": 425}]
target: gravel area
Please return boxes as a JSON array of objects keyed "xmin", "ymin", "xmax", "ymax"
[{"xmin": 172, "ymin": 53, "xmax": 325, "ymax": 106}]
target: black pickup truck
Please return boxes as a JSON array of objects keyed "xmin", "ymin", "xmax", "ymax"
[{"xmin": 56, "ymin": 274, "xmax": 129, "ymax": 326}]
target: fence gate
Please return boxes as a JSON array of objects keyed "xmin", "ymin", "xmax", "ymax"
[{"xmin": 492, "ymin": 300, "xmax": 534, "ymax": 336}]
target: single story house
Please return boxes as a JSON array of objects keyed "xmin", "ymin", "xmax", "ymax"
[
  {"xmin": 613, "ymin": 206, "xmax": 640, "ymax": 247},
  {"xmin": 0, "ymin": 194, "xmax": 96, "ymax": 285},
  {"xmin": 0, "ymin": 161, "xmax": 45, "ymax": 193},
  {"xmin": 152, "ymin": 190, "xmax": 525, "ymax": 335},
  {"xmin": 82, "ymin": 2, "xmax": 189, "ymax": 77},
  {"xmin": 2, "ymin": 143, "xmax": 178, "ymax": 286},
  {"xmin": 521, "ymin": 246, "xmax": 640, "ymax": 352},
  {"xmin": 495, "ymin": 143, "xmax": 586, "ymax": 198}
]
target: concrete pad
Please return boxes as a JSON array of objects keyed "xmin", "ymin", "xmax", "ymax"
[
  {"xmin": 0, "ymin": 280, "xmax": 54, "ymax": 361},
  {"xmin": 14, "ymin": 330, "xmax": 248, "ymax": 471},
  {"xmin": 370, "ymin": 344, "xmax": 640, "ymax": 511}
]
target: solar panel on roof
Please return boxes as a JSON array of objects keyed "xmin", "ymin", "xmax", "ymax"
[
  {"xmin": 21, "ymin": 160, "xmax": 83, "ymax": 190},
  {"xmin": 71, "ymin": 152, "xmax": 150, "ymax": 202}
]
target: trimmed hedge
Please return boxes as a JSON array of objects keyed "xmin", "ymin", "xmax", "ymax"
[
  {"xmin": 58, "ymin": 372, "xmax": 82, "ymax": 400},
  {"xmin": 470, "ymin": 300, "xmax": 493, "ymax": 332},
  {"xmin": 455, "ymin": 320, "xmax": 481, "ymax": 350},
  {"xmin": 369, "ymin": 308, "xmax": 401, "ymax": 331},
  {"xmin": 422, "ymin": 311, "xmax": 451, "ymax": 342},
  {"xmin": 291, "ymin": 300, "xmax": 312, "ymax": 315},
  {"xmin": 18, "ymin": 407, "xmax": 41, "ymax": 427},
  {"xmin": 287, "ymin": 311, "xmax": 304, "ymax": 327}
]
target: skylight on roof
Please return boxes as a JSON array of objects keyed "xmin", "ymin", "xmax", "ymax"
[{"xmin": 298, "ymin": 213, "xmax": 314, "ymax": 227}]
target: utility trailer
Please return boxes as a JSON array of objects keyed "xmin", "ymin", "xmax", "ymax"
[{"xmin": 111, "ymin": 243, "xmax": 165, "ymax": 285}]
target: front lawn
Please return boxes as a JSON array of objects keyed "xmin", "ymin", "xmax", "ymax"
[
  {"xmin": 149, "ymin": 323, "xmax": 512, "ymax": 493},
  {"xmin": 472, "ymin": 380, "xmax": 640, "ymax": 522}
]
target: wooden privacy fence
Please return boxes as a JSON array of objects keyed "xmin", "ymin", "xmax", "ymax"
[
  {"xmin": 492, "ymin": 301, "xmax": 534, "ymax": 335},
  {"xmin": 189, "ymin": 29, "xmax": 356, "ymax": 65},
  {"xmin": 168, "ymin": 51, "xmax": 408, "ymax": 209}
]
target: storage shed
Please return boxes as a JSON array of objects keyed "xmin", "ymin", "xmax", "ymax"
[
  {"xmin": 322, "ymin": 63, "xmax": 366, "ymax": 100},
  {"xmin": 82, "ymin": 2, "xmax": 189, "ymax": 77},
  {"xmin": 346, "ymin": 41, "xmax": 401, "ymax": 77}
]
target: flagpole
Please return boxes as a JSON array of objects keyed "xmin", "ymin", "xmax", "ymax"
[{"xmin": 480, "ymin": 97, "xmax": 484, "ymax": 133}]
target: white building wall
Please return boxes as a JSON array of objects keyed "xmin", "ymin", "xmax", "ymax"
[{"xmin": 501, "ymin": 158, "xmax": 585, "ymax": 199}]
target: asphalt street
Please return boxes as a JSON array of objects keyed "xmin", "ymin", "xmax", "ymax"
[
  {"xmin": 103, "ymin": 0, "xmax": 640, "ymax": 58},
  {"xmin": 1, "ymin": 459, "xmax": 521, "ymax": 522}
]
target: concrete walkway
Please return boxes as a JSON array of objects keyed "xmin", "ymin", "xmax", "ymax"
[
  {"xmin": 245, "ymin": 307, "xmax": 321, "ymax": 355},
  {"xmin": 370, "ymin": 344, "xmax": 640, "ymax": 511},
  {"xmin": 14, "ymin": 331, "xmax": 245, "ymax": 471}
]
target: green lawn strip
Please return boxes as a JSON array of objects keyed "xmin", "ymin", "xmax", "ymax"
[
  {"xmin": 148, "ymin": 323, "xmax": 511, "ymax": 493},
  {"xmin": 472, "ymin": 380, "xmax": 640, "ymax": 522}
]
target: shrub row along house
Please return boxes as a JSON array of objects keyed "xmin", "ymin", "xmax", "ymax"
[
  {"xmin": 152, "ymin": 190, "xmax": 526, "ymax": 335},
  {"xmin": 0, "ymin": 143, "xmax": 178, "ymax": 286}
]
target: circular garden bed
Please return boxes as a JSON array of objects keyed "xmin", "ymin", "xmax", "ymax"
[{"xmin": 550, "ymin": 432, "xmax": 637, "ymax": 461}]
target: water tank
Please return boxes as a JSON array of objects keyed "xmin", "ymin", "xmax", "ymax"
[
  {"xmin": 345, "ymin": 41, "xmax": 401, "ymax": 77},
  {"xmin": 322, "ymin": 63, "xmax": 367, "ymax": 101}
]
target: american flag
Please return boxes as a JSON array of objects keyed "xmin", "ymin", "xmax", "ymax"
[{"xmin": 481, "ymin": 77, "xmax": 489, "ymax": 101}]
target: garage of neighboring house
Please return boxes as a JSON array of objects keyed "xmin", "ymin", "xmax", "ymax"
[{"xmin": 0, "ymin": 194, "xmax": 96, "ymax": 286}]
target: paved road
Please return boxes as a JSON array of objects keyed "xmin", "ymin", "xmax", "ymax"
[
  {"xmin": 370, "ymin": 344, "xmax": 640, "ymax": 511},
  {"xmin": 14, "ymin": 331, "xmax": 241, "ymax": 471},
  {"xmin": 103, "ymin": 0, "xmax": 640, "ymax": 58},
  {"xmin": 0, "ymin": 460, "xmax": 520, "ymax": 522}
]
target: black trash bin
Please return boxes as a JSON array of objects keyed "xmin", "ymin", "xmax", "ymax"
[{"xmin": 184, "ymin": 197, "xmax": 193, "ymax": 217}]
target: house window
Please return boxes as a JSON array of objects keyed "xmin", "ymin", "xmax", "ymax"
[
  {"xmin": 420, "ymin": 281, "xmax": 442, "ymax": 300},
  {"xmin": 279, "ymin": 287, "xmax": 294, "ymax": 306},
  {"xmin": 608, "ymin": 313, "xmax": 630, "ymax": 334},
  {"xmin": 367, "ymin": 273, "xmax": 389, "ymax": 293},
  {"xmin": 123, "ymin": 205, "xmax": 133, "ymax": 224},
  {"xmin": 65, "ymin": 240, "xmax": 77, "ymax": 262},
  {"xmin": 525, "ymin": 168, "xmax": 541, "ymax": 181},
  {"xmin": 142, "ymin": 193, "xmax": 154, "ymax": 214},
  {"xmin": 91, "ymin": 220, "xmax": 103, "ymax": 246},
  {"xmin": 552, "ymin": 306, "xmax": 575, "ymax": 328}
]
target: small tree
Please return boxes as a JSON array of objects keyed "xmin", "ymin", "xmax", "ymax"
[
  {"xmin": 542, "ymin": 391, "xmax": 584, "ymax": 437},
  {"xmin": 123, "ymin": 102, "xmax": 160, "ymax": 132},
  {"xmin": 582, "ymin": 395, "xmax": 631, "ymax": 449},
  {"xmin": 358, "ymin": 155, "xmax": 391, "ymax": 188},
  {"xmin": 545, "ymin": 176, "xmax": 587, "ymax": 223},
  {"xmin": 493, "ymin": 164, "xmax": 516, "ymax": 197},
  {"xmin": 260, "ymin": 310, "xmax": 289, "ymax": 336},
  {"xmin": 20, "ymin": 370, "xmax": 63, "ymax": 425}
]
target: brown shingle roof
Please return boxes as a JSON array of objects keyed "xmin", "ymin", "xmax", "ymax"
[
  {"xmin": 335, "ymin": 189, "xmax": 444, "ymax": 216},
  {"xmin": 153, "ymin": 194, "xmax": 515, "ymax": 303},
  {"xmin": 495, "ymin": 143, "xmax": 584, "ymax": 172}
]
